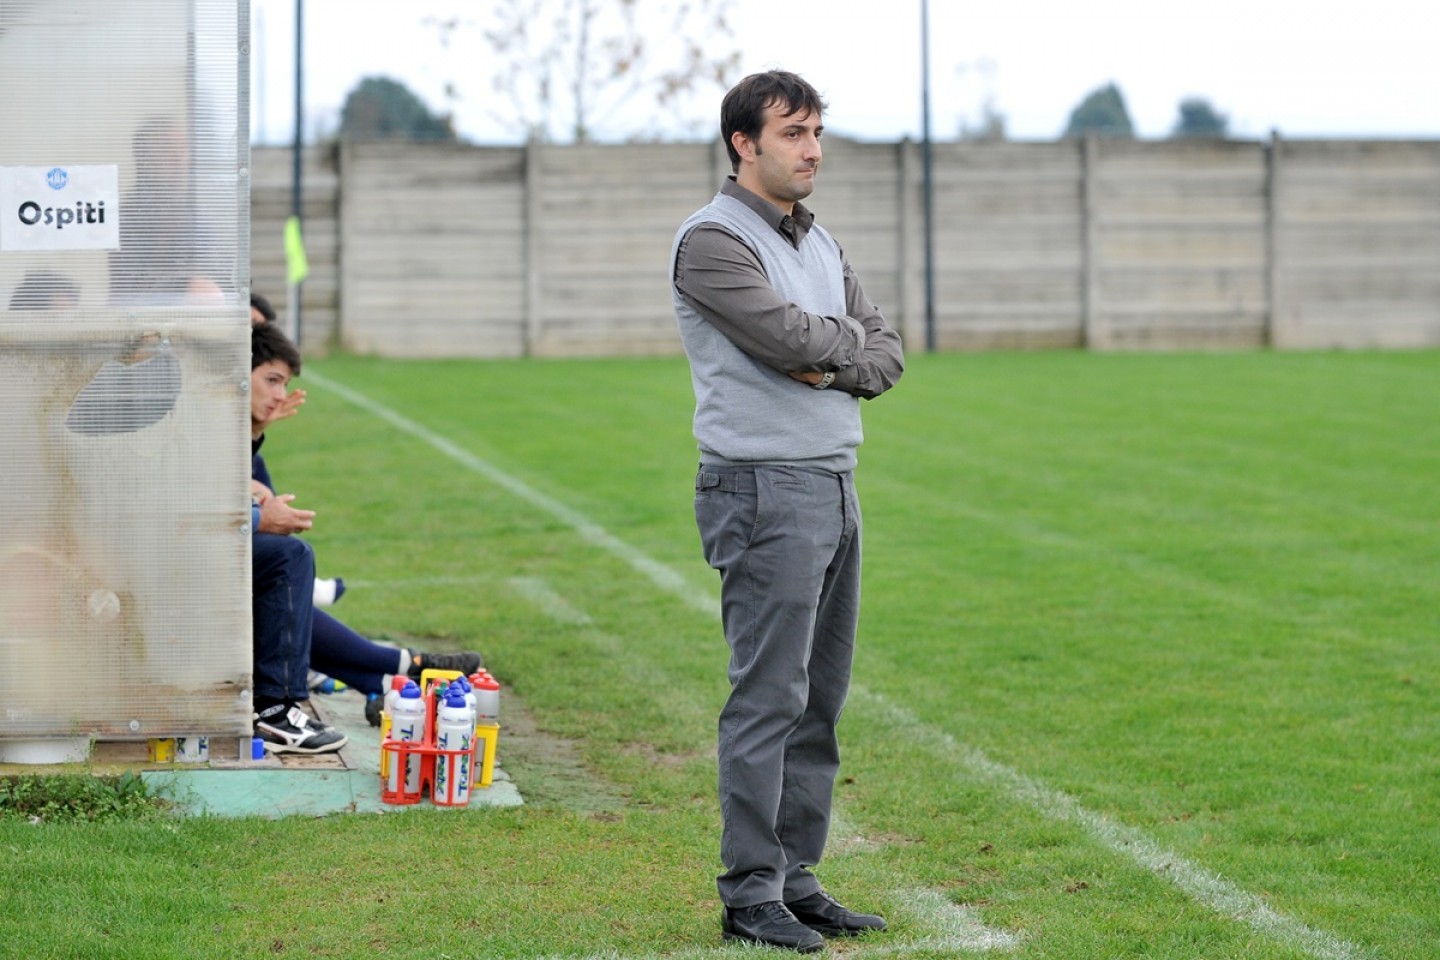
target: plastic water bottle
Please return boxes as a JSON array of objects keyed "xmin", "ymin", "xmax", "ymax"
[
  {"xmin": 451, "ymin": 675, "xmax": 478, "ymax": 728},
  {"xmin": 175, "ymin": 735, "xmax": 209, "ymax": 762},
  {"xmin": 378, "ymin": 677, "xmax": 408, "ymax": 782},
  {"xmin": 388, "ymin": 680, "xmax": 427, "ymax": 795},
  {"xmin": 433, "ymin": 690, "xmax": 473, "ymax": 805},
  {"xmin": 456, "ymin": 674, "xmax": 485, "ymax": 786},
  {"xmin": 472, "ymin": 672, "xmax": 500, "ymax": 724},
  {"xmin": 383, "ymin": 674, "xmax": 410, "ymax": 721}
]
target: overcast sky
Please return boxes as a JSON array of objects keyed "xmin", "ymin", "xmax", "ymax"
[{"xmin": 249, "ymin": 0, "xmax": 1437, "ymax": 145}]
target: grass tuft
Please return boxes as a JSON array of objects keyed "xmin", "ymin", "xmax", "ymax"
[{"xmin": 0, "ymin": 772, "xmax": 169, "ymax": 824}]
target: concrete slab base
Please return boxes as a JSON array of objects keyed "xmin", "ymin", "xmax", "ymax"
[{"xmin": 9, "ymin": 689, "xmax": 523, "ymax": 819}]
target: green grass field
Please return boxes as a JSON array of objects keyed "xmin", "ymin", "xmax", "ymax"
[{"xmin": 3, "ymin": 349, "xmax": 1437, "ymax": 959}]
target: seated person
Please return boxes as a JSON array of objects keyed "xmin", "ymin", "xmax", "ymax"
[
  {"xmin": 250, "ymin": 293, "xmax": 349, "ymax": 606},
  {"xmin": 251, "ymin": 516, "xmax": 347, "ymax": 753},
  {"xmin": 250, "ymin": 292, "xmax": 276, "ymax": 327},
  {"xmin": 8, "ymin": 271, "xmax": 80, "ymax": 310},
  {"xmin": 250, "ymin": 322, "xmax": 482, "ymax": 727}
]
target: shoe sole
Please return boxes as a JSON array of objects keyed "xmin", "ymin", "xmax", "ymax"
[
  {"xmin": 801, "ymin": 923, "xmax": 884, "ymax": 938},
  {"xmin": 408, "ymin": 654, "xmax": 483, "ymax": 678},
  {"xmin": 261, "ymin": 736, "xmax": 349, "ymax": 755}
]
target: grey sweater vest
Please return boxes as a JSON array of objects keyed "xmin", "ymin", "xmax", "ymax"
[{"xmin": 671, "ymin": 193, "xmax": 862, "ymax": 471}]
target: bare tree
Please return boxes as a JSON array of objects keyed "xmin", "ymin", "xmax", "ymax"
[
  {"xmin": 437, "ymin": 0, "xmax": 738, "ymax": 143},
  {"xmin": 955, "ymin": 58, "xmax": 1007, "ymax": 141}
]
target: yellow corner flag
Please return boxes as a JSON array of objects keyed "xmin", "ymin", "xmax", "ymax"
[{"xmin": 284, "ymin": 215, "xmax": 310, "ymax": 286}]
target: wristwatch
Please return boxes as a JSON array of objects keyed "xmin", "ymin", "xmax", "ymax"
[{"xmin": 812, "ymin": 371, "xmax": 835, "ymax": 390}]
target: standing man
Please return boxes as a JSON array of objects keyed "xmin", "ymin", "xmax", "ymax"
[{"xmin": 670, "ymin": 70, "xmax": 904, "ymax": 952}]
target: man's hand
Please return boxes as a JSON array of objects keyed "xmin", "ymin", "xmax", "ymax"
[
  {"xmin": 788, "ymin": 370, "xmax": 825, "ymax": 385},
  {"xmin": 256, "ymin": 492, "xmax": 315, "ymax": 535},
  {"xmin": 260, "ymin": 388, "xmax": 306, "ymax": 429}
]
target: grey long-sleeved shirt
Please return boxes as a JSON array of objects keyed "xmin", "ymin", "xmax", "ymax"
[{"xmin": 672, "ymin": 178, "xmax": 904, "ymax": 400}]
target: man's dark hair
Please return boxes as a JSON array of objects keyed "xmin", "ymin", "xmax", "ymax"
[
  {"xmin": 9, "ymin": 271, "xmax": 79, "ymax": 310},
  {"xmin": 250, "ymin": 292, "xmax": 277, "ymax": 324},
  {"xmin": 721, "ymin": 70, "xmax": 827, "ymax": 173},
  {"xmin": 252, "ymin": 318, "xmax": 302, "ymax": 375}
]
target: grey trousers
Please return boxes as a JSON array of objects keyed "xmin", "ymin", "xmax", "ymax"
[{"xmin": 695, "ymin": 464, "xmax": 862, "ymax": 907}]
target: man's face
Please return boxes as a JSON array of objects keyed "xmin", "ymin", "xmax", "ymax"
[
  {"xmin": 735, "ymin": 102, "xmax": 823, "ymax": 211},
  {"xmin": 141, "ymin": 127, "xmax": 190, "ymax": 183},
  {"xmin": 250, "ymin": 359, "xmax": 292, "ymax": 426}
]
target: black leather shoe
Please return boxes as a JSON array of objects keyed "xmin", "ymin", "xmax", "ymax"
[
  {"xmin": 786, "ymin": 890, "xmax": 887, "ymax": 937},
  {"xmin": 722, "ymin": 901, "xmax": 825, "ymax": 952}
]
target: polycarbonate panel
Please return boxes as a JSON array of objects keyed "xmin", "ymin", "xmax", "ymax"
[{"xmin": 0, "ymin": 0, "xmax": 252, "ymax": 739}]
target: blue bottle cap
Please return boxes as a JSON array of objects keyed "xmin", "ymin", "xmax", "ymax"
[
  {"xmin": 444, "ymin": 691, "xmax": 468, "ymax": 708},
  {"xmin": 400, "ymin": 681, "xmax": 422, "ymax": 699}
]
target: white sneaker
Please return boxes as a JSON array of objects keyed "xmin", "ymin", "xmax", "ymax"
[{"xmin": 254, "ymin": 703, "xmax": 348, "ymax": 754}]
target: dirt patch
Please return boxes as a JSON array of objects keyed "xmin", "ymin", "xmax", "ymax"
[
  {"xmin": 618, "ymin": 741, "xmax": 711, "ymax": 769},
  {"xmin": 497, "ymin": 686, "xmax": 628, "ymax": 813},
  {"xmin": 334, "ymin": 632, "xmax": 629, "ymax": 813},
  {"xmin": 829, "ymin": 830, "xmax": 919, "ymax": 855}
]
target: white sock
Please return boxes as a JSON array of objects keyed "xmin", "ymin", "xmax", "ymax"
[
  {"xmin": 313, "ymin": 578, "xmax": 340, "ymax": 606},
  {"xmin": 397, "ymin": 649, "xmax": 413, "ymax": 676}
]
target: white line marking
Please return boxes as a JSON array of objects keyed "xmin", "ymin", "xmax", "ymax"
[
  {"xmin": 343, "ymin": 575, "xmax": 492, "ymax": 591},
  {"xmin": 824, "ymin": 810, "xmax": 865, "ymax": 849},
  {"xmin": 312, "ymin": 370, "xmax": 1370, "ymax": 960},
  {"xmin": 305, "ymin": 371, "xmax": 721, "ymax": 621},
  {"xmin": 890, "ymin": 888, "xmax": 1021, "ymax": 953},
  {"xmin": 505, "ymin": 577, "xmax": 713, "ymax": 733},
  {"xmin": 508, "ymin": 576, "xmax": 593, "ymax": 625},
  {"xmin": 855, "ymin": 689, "xmax": 1370, "ymax": 960}
]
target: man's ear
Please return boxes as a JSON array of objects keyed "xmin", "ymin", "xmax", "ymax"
[{"xmin": 731, "ymin": 130, "xmax": 755, "ymax": 165}]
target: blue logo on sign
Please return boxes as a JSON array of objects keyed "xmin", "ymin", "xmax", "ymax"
[{"xmin": 47, "ymin": 168, "xmax": 68, "ymax": 190}]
